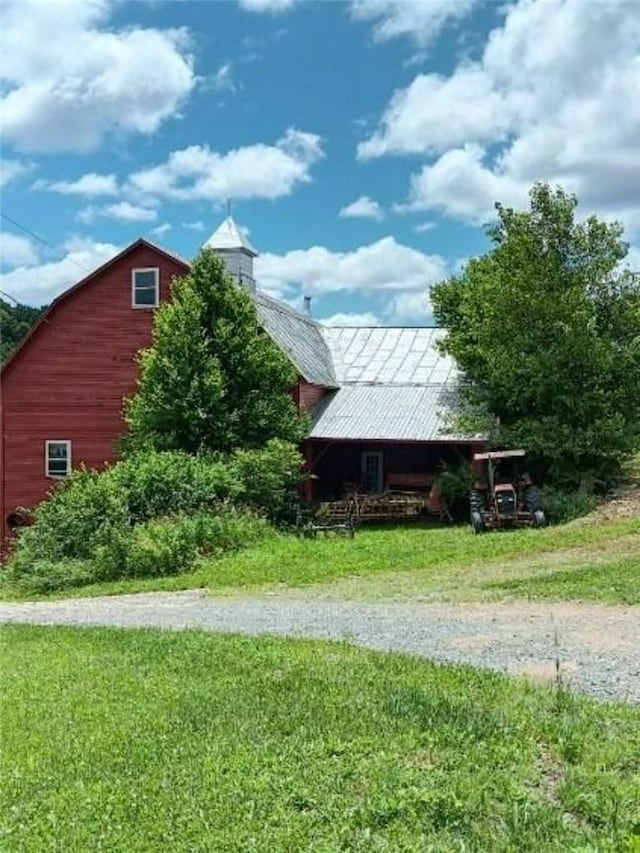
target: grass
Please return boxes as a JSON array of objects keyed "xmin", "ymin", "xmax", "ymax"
[
  {"xmin": 2, "ymin": 625, "xmax": 639, "ymax": 851},
  {"xmin": 489, "ymin": 556, "xmax": 640, "ymax": 604},
  {"xmin": 285, "ymin": 528, "xmax": 640, "ymax": 605},
  {"xmin": 3, "ymin": 515, "xmax": 637, "ymax": 605}
]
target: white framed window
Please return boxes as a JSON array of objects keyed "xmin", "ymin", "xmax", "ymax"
[
  {"xmin": 45, "ymin": 440, "xmax": 72, "ymax": 478},
  {"xmin": 132, "ymin": 268, "xmax": 159, "ymax": 308}
]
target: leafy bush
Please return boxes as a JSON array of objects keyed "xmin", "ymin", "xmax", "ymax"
[
  {"xmin": 111, "ymin": 451, "xmax": 241, "ymax": 523},
  {"xmin": 8, "ymin": 509, "xmax": 273, "ymax": 592},
  {"xmin": 99, "ymin": 518, "xmax": 199, "ymax": 579},
  {"xmin": 5, "ymin": 440, "xmax": 296, "ymax": 591},
  {"xmin": 3, "ymin": 558, "xmax": 96, "ymax": 594},
  {"xmin": 231, "ymin": 439, "xmax": 304, "ymax": 524},
  {"xmin": 541, "ymin": 487, "xmax": 597, "ymax": 524},
  {"xmin": 11, "ymin": 468, "xmax": 129, "ymax": 562},
  {"xmin": 93, "ymin": 509, "xmax": 272, "ymax": 581},
  {"xmin": 432, "ymin": 460, "xmax": 474, "ymax": 522}
]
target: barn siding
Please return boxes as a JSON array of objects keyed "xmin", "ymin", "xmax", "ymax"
[
  {"xmin": 299, "ymin": 381, "xmax": 328, "ymax": 411},
  {"xmin": 0, "ymin": 245, "xmax": 189, "ymax": 545}
]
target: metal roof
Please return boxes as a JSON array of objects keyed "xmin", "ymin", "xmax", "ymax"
[
  {"xmin": 309, "ymin": 383, "xmax": 470, "ymax": 442},
  {"xmin": 255, "ymin": 292, "xmax": 337, "ymax": 387},
  {"xmin": 321, "ymin": 326, "xmax": 457, "ymax": 385},
  {"xmin": 203, "ymin": 216, "xmax": 257, "ymax": 255}
]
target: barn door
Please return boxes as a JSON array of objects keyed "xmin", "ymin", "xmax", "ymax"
[{"xmin": 361, "ymin": 451, "xmax": 383, "ymax": 493}]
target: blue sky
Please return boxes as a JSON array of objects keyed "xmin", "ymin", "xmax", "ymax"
[{"xmin": 1, "ymin": 0, "xmax": 639, "ymax": 325}]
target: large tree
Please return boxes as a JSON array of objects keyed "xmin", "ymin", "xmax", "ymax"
[
  {"xmin": 125, "ymin": 250, "xmax": 305, "ymax": 454},
  {"xmin": 432, "ymin": 183, "xmax": 640, "ymax": 488}
]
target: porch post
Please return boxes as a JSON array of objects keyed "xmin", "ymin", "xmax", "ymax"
[{"xmin": 303, "ymin": 441, "xmax": 314, "ymax": 502}]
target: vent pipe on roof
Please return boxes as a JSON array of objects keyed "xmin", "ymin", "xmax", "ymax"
[{"xmin": 303, "ymin": 295, "xmax": 312, "ymax": 316}]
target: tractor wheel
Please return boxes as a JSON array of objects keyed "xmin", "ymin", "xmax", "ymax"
[
  {"xmin": 533, "ymin": 509, "xmax": 546, "ymax": 528},
  {"xmin": 523, "ymin": 485, "xmax": 541, "ymax": 513},
  {"xmin": 471, "ymin": 511, "xmax": 485, "ymax": 534}
]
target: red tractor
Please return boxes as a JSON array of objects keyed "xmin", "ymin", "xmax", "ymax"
[{"xmin": 470, "ymin": 450, "xmax": 546, "ymax": 533}]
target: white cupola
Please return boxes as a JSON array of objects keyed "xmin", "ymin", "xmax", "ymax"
[{"xmin": 203, "ymin": 215, "xmax": 257, "ymax": 293}]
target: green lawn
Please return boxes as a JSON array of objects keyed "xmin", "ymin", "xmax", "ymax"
[
  {"xmin": 2, "ymin": 626, "xmax": 639, "ymax": 851},
  {"xmin": 0, "ymin": 519, "xmax": 640, "ymax": 604},
  {"xmin": 4, "ymin": 516, "xmax": 637, "ymax": 605},
  {"xmin": 489, "ymin": 556, "xmax": 640, "ymax": 604}
]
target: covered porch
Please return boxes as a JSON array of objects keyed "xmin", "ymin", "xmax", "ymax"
[{"xmin": 303, "ymin": 438, "xmax": 484, "ymax": 521}]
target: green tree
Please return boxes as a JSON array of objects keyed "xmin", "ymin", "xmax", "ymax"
[
  {"xmin": 125, "ymin": 250, "xmax": 305, "ymax": 454},
  {"xmin": 1, "ymin": 298, "xmax": 46, "ymax": 361},
  {"xmin": 432, "ymin": 183, "xmax": 640, "ymax": 488}
]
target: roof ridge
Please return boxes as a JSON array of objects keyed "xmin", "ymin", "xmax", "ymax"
[
  {"xmin": 255, "ymin": 290, "xmax": 321, "ymax": 327},
  {"xmin": 324, "ymin": 324, "xmax": 442, "ymax": 330},
  {"xmin": 140, "ymin": 237, "xmax": 192, "ymax": 268}
]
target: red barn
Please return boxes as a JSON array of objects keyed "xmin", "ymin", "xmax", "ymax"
[
  {"xmin": 1, "ymin": 216, "xmax": 482, "ymax": 549},
  {"xmin": 1, "ymin": 239, "xmax": 189, "ymax": 543}
]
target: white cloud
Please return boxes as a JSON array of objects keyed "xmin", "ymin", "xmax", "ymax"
[
  {"xmin": 149, "ymin": 223, "xmax": 172, "ymax": 238},
  {"xmin": 128, "ymin": 128, "xmax": 323, "ymax": 202},
  {"xmin": 0, "ymin": 237, "xmax": 119, "ymax": 305},
  {"xmin": 358, "ymin": 69, "xmax": 511, "ymax": 159},
  {"xmin": 238, "ymin": 0, "xmax": 296, "ymax": 11},
  {"xmin": 77, "ymin": 202, "xmax": 158, "ymax": 224},
  {"xmin": 207, "ymin": 63, "xmax": 237, "ymax": 93},
  {"xmin": 350, "ymin": 0, "xmax": 478, "ymax": 47},
  {"xmin": 103, "ymin": 203, "xmax": 158, "ymax": 223},
  {"xmin": 320, "ymin": 311, "xmax": 380, "ymax": 326},
  {"xmin": 339, "ymin": 195, "xmax": 384, "ymax": 221},
  {"xmin": 183, "ymin": 221, "xmax": 206, "ymax": 231},
  {"xmin": 0, "ymin": 233, "xmax": 39, "ymax": 268},
  {"xmin": 0, "ymin": 158, "xmax": 33, "ymax": 188},
  {"xmin": 35, "ymin": 172, "xmax": 119, "ymax": 197},
  {"xmin": 256, "ymin": 236, "xmax": 447, "ymax": 297},
  {"xmin": 413, "ymin": 221, "xmax": 436, "ymax": 233},
  {"xmin": 405, "ymin": 145, "xmax": 526, "ymax": 224},
  {"xmin": 387, "ymin": 289, "xmax": 432, "ymax": 322},
  {"xmin": 362, "ymin": 0, "xmax": 640, "ymax": 229},
  {"xmin": 0, "ymin": 0, "xmax": 196, "ymax": 153}
]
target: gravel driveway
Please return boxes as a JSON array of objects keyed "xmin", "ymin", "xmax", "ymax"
[{"xmin": 1, "ymin": 591, "xmax": 638, "ymax": 704}]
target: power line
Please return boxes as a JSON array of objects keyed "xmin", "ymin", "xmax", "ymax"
[{"xmin": 1, "ymin": 210, "xmax": 94, "ymax": 277}]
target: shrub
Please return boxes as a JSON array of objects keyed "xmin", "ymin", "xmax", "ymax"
[
  {"xmin": 110, "ymin": 518, "xmax": 199, "ymax": 579},
  {"xmin": 7, "ymin": 508, "xmax": 273, "ymax": 592},
  {"xmin": 541, "ymin": 487, "xmax": 597, "ymax": 524},
  {"xmin": 109, "ymin": 509, "xmax": 272, "ymax": 579},
  {"xmin": 230, "ymin": 439, "xmax": 304, "ymax": 524},
  {"xmin": 3, "ymin": 558, "xmax": 96, "ymax": 594},
  {"xmin": 111, "ymin": 451, "xmax": 241, "ymax": 523},
  {"xmin": 433, "ymin": 460, "xmax": 474, "ymax": 520},
  {"xmin": 5, "ymin": 443, "xmax": 293, "ymax": 587},
  {"xmin": 11, "ymin": 468, "xmax": 129, "ymax": 562}
]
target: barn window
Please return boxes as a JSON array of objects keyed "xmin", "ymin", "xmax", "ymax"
[
  {"xmin": 132, "ymin": 268, "xmax": 159, "ymax": 308},
  {"xmin": 45, "ymin": 440, "xmax": 71, "ymax": 478}
]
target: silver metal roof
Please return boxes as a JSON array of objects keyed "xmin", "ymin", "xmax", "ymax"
[
  {"xmin": 309, "ymin": 383, "xmax": 470, "ymax": 442},
  {"xmin": 255, "ymin": 292, "xmax": 337, "ymax": 387},
  {"xmin": 204, "ymin": 216, "xmax": 257, "ymax": 255},
  {"xmin": 321, "ymin": 326, "xmax": 458, "ymax": 385}
]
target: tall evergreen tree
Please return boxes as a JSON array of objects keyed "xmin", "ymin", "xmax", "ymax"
[
  {"xmin": 125, "ymin": 250, "xmax": 305, "ymax": 453},
  {"xmin": 432, "ymin": 183, "xmax": 640, "ymax": 488}
]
